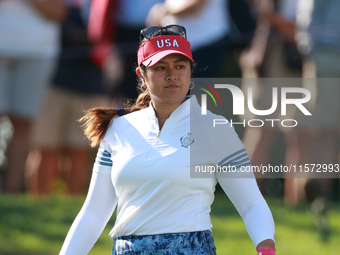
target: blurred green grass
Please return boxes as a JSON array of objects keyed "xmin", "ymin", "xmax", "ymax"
[{"xmin": 0, "ymin": 193, "xmax": 340, "ymax": 255}]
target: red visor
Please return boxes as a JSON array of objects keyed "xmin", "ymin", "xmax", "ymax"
[{"xmin": 137, "ymin": 35, "xmax": 194, "ymax": 67}]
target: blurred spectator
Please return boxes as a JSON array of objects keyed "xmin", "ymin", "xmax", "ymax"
[
  {"xmin": 24, "ymin": 0, "xmax": 115, "ymax": 195},
  {"xmin": 0, "ymin": 0, "xmax": 65, "ymax": 193},
  {"xmin": 228, "ymin": 0, "xmax": 256, "ymax": 49},
  {"xmin": 81, "ymin": 0, "xmax": 165, "ymax": 102},
  {"xmin": 239, "ymin": 0, "xmax": 303, "ymax": 192},
  {"xmin": 146, "ymin": 0, "xmax": 232, "ymax": 78},
  {"xmin": 284, "ymin": 0, "xmax": 340, "ymax": 206},
  {"xmin": 110, "ymin": 0, "xmax": 164, "ymax": 101}
]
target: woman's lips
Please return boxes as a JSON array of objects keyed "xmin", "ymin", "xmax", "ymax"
[{"xmin": 165, "ymin": 84, "xmax": 179, "ymax": 89}]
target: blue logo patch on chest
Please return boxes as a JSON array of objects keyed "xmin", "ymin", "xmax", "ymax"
[{"xmin": 180, "ymin": 133, "xmax": 194, "ymax": 148}]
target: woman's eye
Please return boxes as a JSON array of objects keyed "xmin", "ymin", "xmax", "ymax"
[
  {"xmin": 156, "ymin": 66, "xmax": 165, "ymax": 70},
  {"xmin": 176, "ymin": 65, "xmax": 185, "ymax": 69}
]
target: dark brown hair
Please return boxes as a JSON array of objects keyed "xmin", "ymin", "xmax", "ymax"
[
  {"xmin": 79, "ymin": 29, "xmax": 194, "ymax": 147},
  {"xmin": 79, "ymin": 91, "xmax": 150, "ymax": 147}
]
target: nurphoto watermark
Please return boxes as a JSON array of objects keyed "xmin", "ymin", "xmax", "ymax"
[{"xmin": 189, "ymin": 78, "xmax": 340, "ymax": 179}]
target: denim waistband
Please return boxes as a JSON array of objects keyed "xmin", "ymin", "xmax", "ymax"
[{"xmin": 112, "ymin": 230, "xmax": 216, "ymax": 255}]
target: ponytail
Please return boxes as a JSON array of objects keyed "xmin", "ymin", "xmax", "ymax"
[{"xmin": 79, "ymin": 91, "xmax": 151, "ymax": 147}]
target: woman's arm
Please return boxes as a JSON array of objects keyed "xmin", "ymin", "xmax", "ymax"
[
  {"xmin": 59, "ymin": 170, "xmax": 117, "ymax": 255},
  {"xmin": 28, "ymin": 0, "xmax": 66, "ymax": 21},
  {"xmin": 218, "ymin": 176, "xmax": 275, "ymax": 252}
]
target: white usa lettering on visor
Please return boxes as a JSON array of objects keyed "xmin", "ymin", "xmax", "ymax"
[{"xmin": 156, "ymin": 38, "xmax": 180, "ymax": 48}]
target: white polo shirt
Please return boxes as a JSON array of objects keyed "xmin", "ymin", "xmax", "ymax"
[
  {"xmin": 59, "ymin": 95, "xmax": 275, "ymax": 255},
  {"xmin": 96, "ymin": 95, "xmax": 273, "ymax": 240}
]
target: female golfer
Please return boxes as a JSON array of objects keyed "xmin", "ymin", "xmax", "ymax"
[{"xmin": 59, "ymin": 25, "xmax": 276, "ymax": 255}]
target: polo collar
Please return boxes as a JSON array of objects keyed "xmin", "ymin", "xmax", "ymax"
[{"xmin": 147, "ymin": 95, "xmax": 199, "ymax": 121}]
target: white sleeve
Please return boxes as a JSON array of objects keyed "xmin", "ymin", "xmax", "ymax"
[
  {"xmin": 212, "ymin": 124, "xmax": 275, "ymax": 247},
  {"xmin": 59, "ymin": 145, "xmax": 118, "ymax": 255},
  {"xmin": 218, "ymin": 177, "xmax": 275, "ymax": 248}
]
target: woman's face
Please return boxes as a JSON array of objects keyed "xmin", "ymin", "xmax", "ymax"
[{"xmin": 142, "ymin": 54, "xmax": 191, "ymax": 107}]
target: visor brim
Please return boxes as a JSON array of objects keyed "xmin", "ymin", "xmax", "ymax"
[{"xmin": 142, "ymin": 50, "xmax": 194, "ymax": 67}]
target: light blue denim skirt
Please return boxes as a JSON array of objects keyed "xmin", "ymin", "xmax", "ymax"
[{"xmin": 111, "ymin": 230, "xmax": 217, "ymax": 255}]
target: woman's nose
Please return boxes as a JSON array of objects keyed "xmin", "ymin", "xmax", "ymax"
[{"xmin": 166, "ymin": 68, "xmax": 178, "ymax": 81}]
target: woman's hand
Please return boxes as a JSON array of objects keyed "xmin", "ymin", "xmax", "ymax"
[{"xmin": 256, "ymin": 238, "xmax": 275, "ymax": 255}]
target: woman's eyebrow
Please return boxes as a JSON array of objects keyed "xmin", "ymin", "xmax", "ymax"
[
  {"xmin": 157, "ymin": 58, "xmax": 187, "ymax": 64},
  {"xmin": 174, "ymin": 58, "xmax": 187, "ymax": 63}
]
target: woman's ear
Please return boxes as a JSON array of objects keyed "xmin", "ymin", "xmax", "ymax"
[
  {"xmin": 136, "ymin": 67, "xmax": 146, "ymax": 85},
  {"xmin": 136, "ymin": 67, "xmax": 142, "ymax": 78}
]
